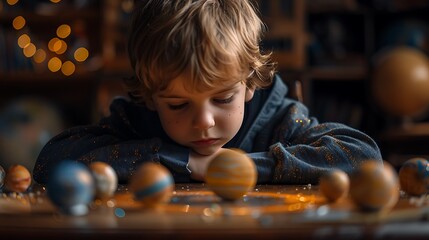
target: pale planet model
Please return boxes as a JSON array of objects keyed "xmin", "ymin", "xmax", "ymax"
[{"xmin": 89, "ymin": 161, "xmax": 118, "ymax": 200}]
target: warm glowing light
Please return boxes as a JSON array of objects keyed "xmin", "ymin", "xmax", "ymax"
[
  {"xmin": 55, "ymin": 40, "xmax": 67, "ymax": 54},
  {"xmin": 48, "ymin": 38, "xmax": 61, "ymax": 52},
  {"xmin": 33, "ymin": 49, "xmax": 47, "ymax": 63},
  {"xmin": 50, "ymin": 0, "xmax": 61, "ymax": 3},
  {"xmin": 7, "ymin": 0, "xmax": 19, "ymax": 6},
  {"xmin": 74, "ymin": 47, "xmax": 89, "ymax": 62},
  {"xmin": 61, "ymin": 61, "xmax": 75, "ymax": 76},
  {"xmin": 12, "ymin": 16, "xmax": 25, "ymax": 30},
  {"xmin": 48, "ymin": 57, "xmax": 62, "ymax": 72},
  {"xmin": 17, "ymin": 34, "xmax": 31, "ymax": 48},
  {"xmin": 121, "ymin": 0, "xmax": 134, "ymax": 13},
  {"xmin": 23, "ymin": 43, "xmax": 36, "ymax": 57},
  {"xmin": 413, "ymin": 65, "xmax": 429, "ymax": 82},
  {"xmin": 56, "ymin": 24, "xmax": 71, "ymax": 39}
]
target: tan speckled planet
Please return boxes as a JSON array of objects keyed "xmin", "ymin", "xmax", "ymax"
[
  {"xmin": 349, "ymin": 160, "xmax": 399, "ymax": 212},
  {"xmin": 319, "ymin": 169, "xmax": 349, "ymax": 202}
]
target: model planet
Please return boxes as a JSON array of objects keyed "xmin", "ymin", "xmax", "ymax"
[
  {"xmin": 89, "ymin": 161, "xmax": 118, "ymax": 200},
  {"xmin": 129, "ymin": 162, "xmax": 174, "ymax": 207},
  {"xmin": 47, "ymin": 160, "xmax": 95, "ymax": 216},
  {"xmin": 399, "ymin": 157, "xmax": 429, "ymax": 196},
  {"xmin": 205, "ymin": 149, "xmax": 257, "ymax": 201},
  {"xmin": 349, "ymin": 160, "xmax": 399, "ymax": 212},
  {"xmin": 319, "ymin": 169, "xmax": 350, "ymax": 202},
  {"xmin": 4, "ymin": 164, "xmax": 31, "ymax": 192}
]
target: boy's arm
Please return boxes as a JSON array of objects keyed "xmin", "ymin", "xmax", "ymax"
[
  {"xmin": 33, "ymin": 99, "xmax": 191, "ymax": 184},
  {"xmin": 249, "ymin": 101, "xmax": 382, "ymax": 184}
]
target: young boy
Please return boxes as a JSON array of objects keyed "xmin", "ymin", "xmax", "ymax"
[{"xmin": 33, "ymin": 0, "xmax": 382, "ymax": 184}]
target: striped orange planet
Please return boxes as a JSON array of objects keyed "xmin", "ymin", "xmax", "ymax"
[
  {"xmin": 129, "ymin": 162, "xmax": 174, "ymax": 207},
  {"xmin": 205, "ymin": 149, "xmax": 257, "ymax": 201}
]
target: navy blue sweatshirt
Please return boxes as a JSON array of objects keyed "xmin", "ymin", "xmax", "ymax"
[{"xmin": 34, "ymin": 75, "xmax": 382, "ymax": 184}]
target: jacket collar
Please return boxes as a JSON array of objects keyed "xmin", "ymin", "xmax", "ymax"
[{"xmin": 238, "ymin": 74, "xmax": 289, "ymax": 150}]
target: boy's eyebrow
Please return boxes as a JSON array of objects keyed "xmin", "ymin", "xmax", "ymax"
[
  {"xmin": 157, "ymin": 94, "xmax": 185, "ymax": 99},
  {"xmin": 158, "ymin": 81, "xmax": 242, "ymax": 98}
]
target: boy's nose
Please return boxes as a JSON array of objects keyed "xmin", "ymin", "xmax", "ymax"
[{"xmin": 192, "ymin": 107, "xmax": 215, "ymax": 130}]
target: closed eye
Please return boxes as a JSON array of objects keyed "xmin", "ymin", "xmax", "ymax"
[
  {"xmin": 214, "ymin": 95, "xmax": 234, "ymax": 104},
  {"xmin": 168, "ymin": 103, "xmax": 187, "ymax": 110}
]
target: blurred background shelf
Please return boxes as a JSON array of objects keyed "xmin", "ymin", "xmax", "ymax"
[
  {"xmin": 1, "ymin": 0, "xmax": 429, "ymax": 170},
  {"xmin": 308, "ymin": 66, "xmax": 368, "ymax": 80},
  {"xmin": 258, "ymin": 0, "xmax": 429, "ymax": 168}
]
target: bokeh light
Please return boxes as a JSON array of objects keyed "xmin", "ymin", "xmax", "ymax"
[
  {"xmin": 33, "ymin": 49, "xmax": 47, "ymax": 63},
  {"xmin": 48, "ymin": 38, "xmax": 62, "ymax": 52},
  {"xmin": 74, "ymin": 47, "xmax": 89, "ymax": 62},
  {"xmin": 55, "ymin": 40, "xmax": 67, "ymax": 54},
  {"xmin": 48, "ymin": 57, "xmax": 62, "ymax": 72},
  {"xmin": 7, "ymin": 0, "xmax": 19, "ymax": 6},
  {"xmin": 9, "ymin": 0, "xmax": 91, "ymax": 75},
  {"xmin": 23, "ymin": 43, "xmax": 36, "ymax": 57},
  {"xmin": 56, "ymin": 24, "xmax": 71, "ymax": 39},
  {"xmin": 121, "ymin": 0, "xmax": 134, "ymax": 13},
  {"xmin": 61, "ymin": 61, "xmax": 75, "ymax": 76},
  {"xmin": 12, "ymin": 16, "xmax": 25, "ymax": 30},
  {"xmin": 17, "ymin": 34, "xmax": 31, "ymax": 48}
]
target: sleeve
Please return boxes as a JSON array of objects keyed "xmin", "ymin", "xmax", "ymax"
[
  {"xmin": 250, "ymin": 100, "xmax": 382, "ymax": 184},
  {"xmin": 33, "ymin": 99, "xmax": 191, "ymax": 184}
]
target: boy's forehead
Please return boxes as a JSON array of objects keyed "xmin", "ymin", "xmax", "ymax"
[{"xmin": 160, "ymin": 74, "xmax": 242, "ymax": 94}]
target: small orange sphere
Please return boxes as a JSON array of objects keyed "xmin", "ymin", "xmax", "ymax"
[
  {"xmin": 319, "ymin": 169, "xmax": 350, "ymax": 202},
  {"xmin": 89, "ymin": 161, "xmax": 118, "ymax": 199},
  {"xmin": 349, "ymin": 160, "xmax": 399, "ymax": 212},
  {"xmin": 129, "ymin": 162, "xmax": 174, "ymax": 207},
  {"xmin": 205, "ymin": 149, "xmax": 257, "ymax": 201},
  {"xmin": 5, "ymin": 164, "xmax": 32, "ymax": 192},
  {"xmin": 399, "ymin": 158, "xmax": 429, "ymax": 196}
]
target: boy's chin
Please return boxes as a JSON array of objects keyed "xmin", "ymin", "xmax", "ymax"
[{"xmin": 191, "ymin": 146, "xmax": 222, "ymax": 156}]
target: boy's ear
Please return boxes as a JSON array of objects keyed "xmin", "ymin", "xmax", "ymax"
[
  {"xmin": 245, "ymin": 87, "xmax": 255, "ymax": 102},
  {"xmin": 145, "ymin": 99, "xmax": 156, "ymax": 111}
]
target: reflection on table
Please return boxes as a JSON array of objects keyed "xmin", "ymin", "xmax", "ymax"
[{"xmin": 0, "ymin": 183, "xmax": 429, "ymax": 239}]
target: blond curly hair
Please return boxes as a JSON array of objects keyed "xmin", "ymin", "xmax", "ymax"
[{"xmin": 126, "ymin": 0, "xmax": 276, "ymax": 104}]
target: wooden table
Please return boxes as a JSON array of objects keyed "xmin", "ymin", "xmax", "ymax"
[{"xmin": 1, "ymin": 183, "xmax": 429, "ymax": 239}]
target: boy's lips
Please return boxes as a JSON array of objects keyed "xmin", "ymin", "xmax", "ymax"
[{"xmin": 191, "ymin": 138, "xmax": 220, "ymax": 146}]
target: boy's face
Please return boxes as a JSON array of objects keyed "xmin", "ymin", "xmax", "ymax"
[{"xmin": 151, "ymin": 73, "xmax": 255, "ymax": 156}]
